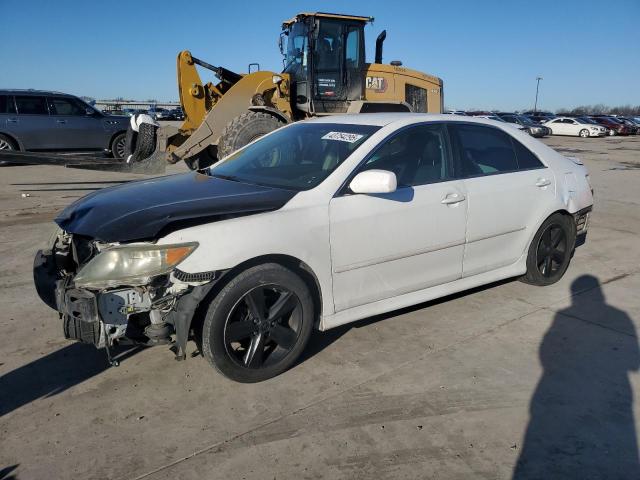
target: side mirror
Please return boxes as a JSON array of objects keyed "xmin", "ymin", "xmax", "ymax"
[
  {"xmin": 349, "ymin": 170, "xmax": 397, "ymax": 194},
  {"xmin": 85, "ymin": 108, "xmax": 96, "ymax": 116}
]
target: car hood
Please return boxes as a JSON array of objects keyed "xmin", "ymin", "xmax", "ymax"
[{"xmin": 55, "ymin": 172, "xmax": 297, "ymax": 242}]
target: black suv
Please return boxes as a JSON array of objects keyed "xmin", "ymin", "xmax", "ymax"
[{"xmin": 0, "ymin": 90, "xmax": 129, "ymax": 159}]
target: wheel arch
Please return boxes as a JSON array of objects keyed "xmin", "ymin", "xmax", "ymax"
[
  {"xmin": 109, "ymin": 130, "xmax": 127, "ymax": 149},
  {"xmin": 524, "ymin": 208, "xmax": 576, "ymax": 255},
  {"xmin": 190, "ymin": 253, "xmax": 324, "ymax": 352},
  {"xmin": 0, "ymin": 131, "xmax": 23, "ymax": 151}
]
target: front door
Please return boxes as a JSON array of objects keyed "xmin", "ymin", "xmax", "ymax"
[
  {"xmin": 47, "ymin": 96, "xmax": 106, "ymax": 150},
  {"xmin": 329, "ymin": 123, "xmax": 467, "ymax": 311}
]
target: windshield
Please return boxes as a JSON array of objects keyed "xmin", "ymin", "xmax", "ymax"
[
  {"xmin": 577, "ymin": 117, "xmax": 597, "ymax": 124},
  {"xmin": 210, "ymin": 122, "xmax": 380, "ymax": 191},
  {"xmin": 515, "ymin": 115, "xmax": 535, "ymax": 125},
  {"xmin": 283, "ymin": 22, "xmax": 309, "ymax": 80}
]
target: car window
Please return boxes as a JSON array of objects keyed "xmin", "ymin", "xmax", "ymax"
[
  {"xmin": 360, "ymin": 124, "xmax": 450, "ymax": 187},
  {"xmin": 512, "ymin": 139, "xmax": 544, "ymax": 170},
  {"xmin": 0, "ymin": 95, "xmax": 17, "ymax": 114},
  {"xmin": 48, "ymin": 97, "xmax": 86, "ymax": 116},
  {"xmin": 15, "ymin": 96, "xmax": 48, "ymax": 115},
  {"xmin": 452, "ymin": 124, "xmax": 518, "ymax": 177},
  {"xmin": 551, "ymin": 119, "xmax": 562, "ymax": 123}
]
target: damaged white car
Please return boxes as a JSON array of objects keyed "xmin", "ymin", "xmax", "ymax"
[{"xmin": 34, "ymin": 114, "xmax": 593, "ymax": 382}]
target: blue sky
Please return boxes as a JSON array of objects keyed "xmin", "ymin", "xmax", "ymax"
[{"xmin": 1, "ymin": 0, "xmax": 638, "ymax": 111}]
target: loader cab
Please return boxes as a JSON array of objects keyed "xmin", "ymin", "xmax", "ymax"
[{"xmin": 282, "ymin": 13, "xmax": 370, "ymax": 115}]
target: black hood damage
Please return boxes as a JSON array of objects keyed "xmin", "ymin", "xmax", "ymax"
[{"xmin": 55, "ymin": 172, "xmax": 297, "ymax": 242}]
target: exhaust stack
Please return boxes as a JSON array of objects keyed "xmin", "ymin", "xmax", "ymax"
[{"xmin": 375, "ymin": 30, "xmax": 387, "ymax": 64}]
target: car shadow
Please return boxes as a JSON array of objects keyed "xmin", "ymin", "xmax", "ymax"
[
  {"xmin": 0, "ymin": 343, "xmax": 139, "ymax": 418},
  {"xmin": 513, "ymin": 274, "xmax": 640, "ymax": 478},
  {"xmin": 299, "ymin": 276, "xmax": 516, "ymax": 364}
]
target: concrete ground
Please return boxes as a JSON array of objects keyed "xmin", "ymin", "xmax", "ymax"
[{"xmin": 0, "ymin": 135, "xmax": 639, "ymax": 479}]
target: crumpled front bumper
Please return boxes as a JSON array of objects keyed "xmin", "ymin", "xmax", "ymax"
[{"xmin": 34, "ymin": 249, "xmax": 105, "ymax": 346}]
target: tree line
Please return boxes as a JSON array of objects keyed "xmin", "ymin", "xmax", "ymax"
[{"xmin": 555, "ymin": 104, "xmax": 640, "ymax": 116}]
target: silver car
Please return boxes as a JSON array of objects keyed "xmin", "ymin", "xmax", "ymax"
[{"xmin": 0, "ymin": 90, "xmax": 129, "ymax": 159}]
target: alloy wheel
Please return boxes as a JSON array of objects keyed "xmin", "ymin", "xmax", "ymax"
[
  {"xmin": 0, "ymin": 138, "xmax": 13, "ymax": 150},
  {"xmin": 223, "ymin": 284, "xmax": 302, "ymax": 369},
  {"xmin": 536, "ymin": 224, "xmax": 567, "ymax": 278},
  {"xmin": 114, "ymin": 136, "xmax": 127, "ymax": 158}
]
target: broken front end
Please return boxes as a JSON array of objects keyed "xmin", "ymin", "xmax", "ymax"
[{"xmin": 33, "ymin": 230, "xmax": 217, "ymax": 364}]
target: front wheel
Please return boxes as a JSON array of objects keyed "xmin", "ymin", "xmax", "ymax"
[
  {"xmin": 579, "ymin": 129, "xmax": 589, "ymax": 138},
  {"xmin": 202, "ymin": 263, "xmax": 314, "ymax": 383},
  {"xmin": 110, "ymin": 132, "xmax": 127, "ymax": 159},
  {"xmin": 608, "ymin": 129, "xmax": 617, "ymax": 136},
  {"xmin": 521, "ymin": 213, "xmax": 576, "ymax": 286},
  {"xmin": 218, "ymin": 111, "xmax": 285, "ymax": 159},
  {"xmin": 0, "ymin": 134, "xmax": 18, "ymax": 166}
]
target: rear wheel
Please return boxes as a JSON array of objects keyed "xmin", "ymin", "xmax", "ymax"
[
  {"xmin": 521, "ymin": 213, "xmax": 576, "ymax": 286},
  {"xmin": 218, "ymin": 111, "xmax": 285, "ymax": 159},
  {"xmin": 202, "ymin": 263, "xmax": 314, "ymax": 383},
  {"xmin": 579, "ymin": 129, "xmax": 589, "ymax": 138},
  {"xmin": 0, "ymin": 134, "xmax": 17, "ymax": 166}
]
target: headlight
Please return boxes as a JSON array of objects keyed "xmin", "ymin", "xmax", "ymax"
[{"xmin": 74, "ymin": 242, "xmax": 198, "ymax": 289}]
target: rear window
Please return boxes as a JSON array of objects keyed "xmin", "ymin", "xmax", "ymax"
[
  {"xmin": 15, "ymin": 96, "xmax": 48, "ymax": 115},
  {"xmin": 0, "ymin": 95, "xmax": 16, "ymax": 114}
]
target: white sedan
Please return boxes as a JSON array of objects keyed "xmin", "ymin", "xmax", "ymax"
[
  {"xmin": 34, "ymin": 114, "xmax": 594, "ymax": 382},
  {"xmin": 544, "ymin": 117, "xmax": 607, "ymax": 137}
]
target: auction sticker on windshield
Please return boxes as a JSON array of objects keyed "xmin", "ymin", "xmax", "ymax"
[{"xmin": 321, "ymin": 132, "xmax": 365, "ymax": 143}]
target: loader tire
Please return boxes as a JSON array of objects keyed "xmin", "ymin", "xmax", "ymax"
[
  {"xmin": 129, "ymin": 122, "xmax": 157, "ymax": 162},
  {"xmin": 218, "ymin": 111, "xmax": 285, "ymax": 159}
]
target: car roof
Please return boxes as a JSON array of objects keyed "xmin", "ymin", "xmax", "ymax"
[
  {"xmin": 0, "ymin": 89, "xmax": 74, "ymax": 96},
  {"xmin": 304, "ymin": 113, "xmax": 519, "ymax": 129}
]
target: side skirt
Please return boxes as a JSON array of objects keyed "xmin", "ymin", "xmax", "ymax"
[{"xmin": 319, "ymin": 257, "xmax": 527, "ymax": 331}]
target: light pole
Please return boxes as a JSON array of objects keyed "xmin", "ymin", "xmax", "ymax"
[{"xmin": 534, "ymin": 76, "xmax": 543, "ymax": 114}]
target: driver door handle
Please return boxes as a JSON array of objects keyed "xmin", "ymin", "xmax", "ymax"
[
  {"xmin": 535, "ymin": 178, "xmax": 551, "ymax": 187},
  {"xmin": 441, "ymin": 193, "xmax": 466, "ymax": 205},
  {"xmin": 56, "ymin": 120, "xmax": 67, "ymax": 124}
]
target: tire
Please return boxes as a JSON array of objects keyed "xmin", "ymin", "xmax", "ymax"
[
  {"xmin": 129, "ymin": 122, "xmax": 157, "ymax": 162},
  {"xmin": 579, "ymin": 129, "xmax": 589, "ymax": 138},
  {"xmin": 202, "ymin": 263, "xmax": 314, "ymax": 383},
  {"xmin": 0, "ymin": 134, "xmax": 18, "ymax": 166},
  {"xmin": 521, "ymin": 213, "xmax": 576, "ymax": 286},
  {"xmin": 218, "ymin": 111, "xmax": 285, "ymax": 159},
  {"xmin": 110, "ymin": 132, "xmax": 127, "ymax": 159}
]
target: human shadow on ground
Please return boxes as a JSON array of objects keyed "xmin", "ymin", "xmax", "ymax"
[{"xmin": 513, "ymin": 274, "xmax": 640, "ymax": 479}]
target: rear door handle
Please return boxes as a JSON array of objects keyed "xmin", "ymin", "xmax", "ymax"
[
  {"xmin": 535, "ymin": 178, "xmax": 551, "ymax": 187},
  {"xmin": 441, "ymin": 193, "xmax": 466, "ymax": 205},
  {"xmin": 56, "ymin": 120, "xmax": 67, "ymax": 124},
  {"xmin": 7, "ymin": 118, "xmax": 18, "ymax": 123}
]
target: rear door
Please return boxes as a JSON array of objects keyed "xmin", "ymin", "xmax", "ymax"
[
  {"xmin": 47, "ymin": 96, "xmax": 106, "ymax": 149},
  {"xmin": 329, "ymin": 123, "xmax": 467, "ymax": 311},
  {"xmin": 13, "ymin": 95, "xmax": 55, "ymax": 150},
  {"xmin": 449, "ymin": 123, "xmax": 555, "ymax": 277}
]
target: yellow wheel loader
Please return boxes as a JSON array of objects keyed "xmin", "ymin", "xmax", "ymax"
[
  {"xmin": 0, "ymin": 12, "xmax": 443, "ymax": 173},
  {"xmin": 129, "ymin": 12, "xmax": 444, "ymax": 171}
]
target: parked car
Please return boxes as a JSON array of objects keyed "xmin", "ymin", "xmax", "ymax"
[
  {"xmin": 589, "ymin": 117, "xmax": 631, "ymax": 136},
  {"xmin": 147, "ymin": 107, "xmax": 173, "ymax": 120},
  {"xmin": 471, "ymin": 114, "xmax": 530, "ymax": 134},
  {"xmin": 34, "ymin": 114, "xmax": 593, "ymax": 382},
  {"xmin": 444, "ymin": 110, "xmax": 467, "ymax": 115},
  {"xmin": 169, "ymin": 108, "xmax": 184, "ymax": 121},
  {"xmin": 615, "ymin": 118, "xmax": 639, "ymax": 134},
  {"xmin": 522, "ymin": 112, "xmax": 557, "ymax": 124},
  {"xmin": 543, "ymin": 117, "xmax": 607, "ymax": 137},
  {"xmin": 496, "ymin": 113, "xmax": 550, "ymax": 137},
  {"xmin": 0, "ymin": 89, "xmax": 129, "ymax": 159}
]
